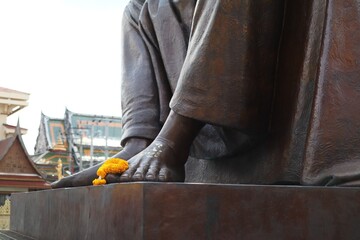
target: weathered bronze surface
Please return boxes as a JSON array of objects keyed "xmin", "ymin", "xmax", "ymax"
[
  {"xmin": 117, "ymin": 0, "xmax": 360, "ymax": 186},
  {"xmin": 51, "ymin": 0, "xmax": 360, "ymax": 187},
  {"xmin": 13, "ymin": 1, "xmax": 360, "ymax": 239},
  {"xmin": 11, "ymin": 183, "xmax": 360, "ymax": 240}
]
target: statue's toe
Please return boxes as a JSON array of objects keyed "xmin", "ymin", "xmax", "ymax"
[
  {"xmin": 132, "ymin": 171, "xmax": 145, "ymax": 181},
  {"xmin": 119, "ymin": 172, "xmax": 132, "ymax": 182}
]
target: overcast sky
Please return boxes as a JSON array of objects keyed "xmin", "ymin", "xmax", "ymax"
[{"xmin": 0, "ymin": 0, "xmax": 130, "ymax": 154}]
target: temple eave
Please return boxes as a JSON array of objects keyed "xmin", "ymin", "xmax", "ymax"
[
  {"xmin": 0, "ymin": 180, "xmax": 50, "ymax": 189},
  {"xmin": 0, "ymin": 176, "xmax": 47, "ymax": 182}
]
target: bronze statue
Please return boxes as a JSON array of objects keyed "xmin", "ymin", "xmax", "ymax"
[{"xmin": 52, "ymin": 0, "xmax": 360, "ymax": 188}]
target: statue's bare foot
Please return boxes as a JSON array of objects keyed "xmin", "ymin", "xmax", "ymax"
[
  {"xmin": 117, "ymin": 138, "xmax": 186, "ymax": 182},
  {"xmin": 51, "ymin": 138, "xmax": 151, "ymax": 188},
  {"xmin": 109, "ymin": 111, "xmax": 204, "ymax": 183}
]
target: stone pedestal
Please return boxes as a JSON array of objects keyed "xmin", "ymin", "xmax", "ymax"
[{"xmin": 9, "ymin": 183, "xmax": 360, "ymax": 239}]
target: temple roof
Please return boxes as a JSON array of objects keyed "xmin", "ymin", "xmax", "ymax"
[
  {"xmin": 35, "ymin": 109, "xmax": 122, "ymax": 153},
  {"xmin": 64, "ymin": 108, "xmax": 122, "ymax": 147},
  {"xmin": 0, "ymin": 127, "xmax": 50, "ymax": 190},
  {"xmin": 34, "ymin": 109, "xmax": 123, "ymax": 171},
  {"xmin": 0, "ymin": 137, "xmax": 14, "ymax": 161}
]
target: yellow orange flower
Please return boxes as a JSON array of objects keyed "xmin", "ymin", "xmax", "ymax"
[
  {"xmin": 92, "ymin": 158, "xmax": 129, "ymax": 186},
  {"xmin": 97, "ymin": 168, "xmax": 107, "ymax": 179},
  {"xmin": 92, "ymin": 178, "xmax": 106, "ymax": 185}
]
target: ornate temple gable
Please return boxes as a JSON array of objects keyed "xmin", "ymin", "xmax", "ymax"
[
  {"xmin": 43, "ymin": 114, "xmax": 66, "ymax": 150},
  {"xmin": 47, "ymin": 119, "xmax": 66, "ymax": 150},
  {"xmin": 0, "ymin": 136, "xmax": 41, "ymax": 176},
  {"xmin": 34, "ymin": 113, "xmax": 49, "ymax": 154},
  {"xmin": 0, "ymin": 120, "xmax": 49, "ymax": 190},
  {"xmin": 34, "ymin": 113, "xmax": 66, "ymax": 155}
]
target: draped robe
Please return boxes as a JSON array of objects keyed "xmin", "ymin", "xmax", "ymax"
[{"xmin": 120, "ymin": 0, "xmax": 360, "ymax": 186}]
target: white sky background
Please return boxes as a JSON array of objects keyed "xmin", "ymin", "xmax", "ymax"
[{"xmin": 0, "ymin": 0, "xmax": 130, "ymax": 154}]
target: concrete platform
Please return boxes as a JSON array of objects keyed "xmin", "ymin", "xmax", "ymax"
[{"xmin": 10, "ymin": 183, "xmax": 360, "ymax": 240}]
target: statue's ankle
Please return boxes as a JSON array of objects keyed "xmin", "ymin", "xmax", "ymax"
[{"xmin": 118, "ymin": 137, "xmax": 152, "ymax": 158}]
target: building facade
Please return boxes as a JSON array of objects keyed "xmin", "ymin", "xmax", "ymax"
[
  {"xmin": 33, "ymin": 108, "xmax": 123, "ymax": 181},
  {"xmin": 0, "ymin": 87, "xmax": 28, "ymax": 139}
]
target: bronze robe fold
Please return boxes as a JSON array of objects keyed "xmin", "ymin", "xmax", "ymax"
[
  {"xmin": 121, "ymin": 0, "xmax": 262, "ymax": 159},
  {"xmin": 120, "ymin": 0, "xmax": 360, "ymax": 187}
]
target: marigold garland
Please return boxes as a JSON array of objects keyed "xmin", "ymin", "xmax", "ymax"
[
  {"xmin": 92, "ymin": 178, "xmax": 106, "ymax": 185},
  {"xmin": 92, "ymin": 158, "xmax": 129, "ymax": 186}
]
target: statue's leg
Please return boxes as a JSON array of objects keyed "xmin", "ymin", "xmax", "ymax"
[
  {"xmin": 52, "ymin": 0, "xmax": 159, "ymax": 188},
  {"xmin": 106, "ymin": 0, "xmax": 201, "ymax": 182},
  {"xmin": 118, "ymin": 0, "xmax": 285, "ymax": 182},
  {"xmin": 52, "ymin": 0, "xmax": 196, "ymax": 187}
]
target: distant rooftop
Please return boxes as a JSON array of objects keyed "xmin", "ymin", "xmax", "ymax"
[
  {"xmin": 34, "ymin": 109, "xmax": 123, "ymax": 173},
  {"xmin": 0, "ymin": 87, "xmax": 29, "ymax": 96},
  {"xmin": 0, "ymin": 86, "xmax": 29, "ymax": 116}
]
